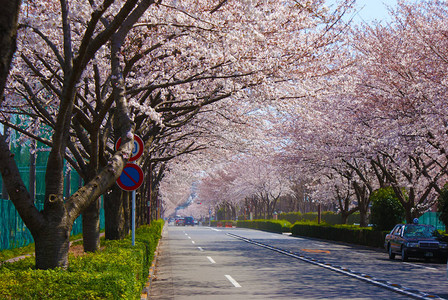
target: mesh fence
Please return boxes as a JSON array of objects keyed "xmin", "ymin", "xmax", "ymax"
[
  {"xmin": 0, "ymin": 132, "xmax": 105, "ymax": 251},
  {"xmin": 419, "ymin": 211, "xmax": 445, "ymax": 231}
]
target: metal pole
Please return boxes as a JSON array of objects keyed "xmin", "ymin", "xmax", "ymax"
[{"xmin": 132, "ymin": 190, "xmax": 136, "ymax": 246}]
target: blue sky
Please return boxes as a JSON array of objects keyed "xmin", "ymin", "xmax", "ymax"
[{"xmin": 327, "ymin": 0, "xmax": 399, "ymax": 23}]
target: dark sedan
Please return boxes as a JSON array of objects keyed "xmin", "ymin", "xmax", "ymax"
[{"xmin": 384, "ymin": 224, "xmax": 448, "ymax": 262}]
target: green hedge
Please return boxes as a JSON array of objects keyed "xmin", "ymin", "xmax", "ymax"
[
  {"xmin": 291, "ymin": 222, "xmax": 387, "ymax": 248},
  {"xmin": 210, "ymin": 220, "xmax": 237, "ymax": 227},
  {"xmin": 236, "ymin": 220, "xmax": 291, "ymax": 233},
  {"xmin": 0, "ymin": 220, "xmax": 164, "ymax": 299},
  {"xmin": 278, "ymin": 211, "xmax": 361, "ymax": 225}
]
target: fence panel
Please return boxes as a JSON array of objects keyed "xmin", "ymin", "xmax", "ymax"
[
  {"xmin": 419, "ymin": 211, "xmax": 445, "ymax": 231},
  {"xmin": 0, "ymin": 197, "xmax": 105, "ymax": 251}
]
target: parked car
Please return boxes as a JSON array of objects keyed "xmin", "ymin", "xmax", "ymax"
[
  {"xmin": 385, "ymin": 223, "xmax": 448, "ymax": 262},
  {"xmin": 184, "ymin": 216, "xmax": 195, "ymax": 226},
  {"xmin": 175, "ymin": 218, "xmax": 185, "ymax": 226}
]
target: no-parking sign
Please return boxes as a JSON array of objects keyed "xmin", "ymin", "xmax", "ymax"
[
  {"xmin": 116, "ymin": 163, "xmax": 144, "ymax": 191},
  {"xmin": 115, "ymin": 134, "xmax": 144, "ymax": 162}
]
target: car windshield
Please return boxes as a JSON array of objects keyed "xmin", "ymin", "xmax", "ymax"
[{"xmin": 403, "ymin": 225, "xmax": 438, "ymax": 238}]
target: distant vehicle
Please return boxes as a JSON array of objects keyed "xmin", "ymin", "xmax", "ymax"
[
  {"xmin": 184, "ymin": 217, "xmax": 194, "ymax": 226},
  {"xmin": 175, "ymin": 218, "xmax": 185, "ymax": 226},
  {"xmin": 385, "ymin": 223, "xmax": 448, "ymax": 262}
]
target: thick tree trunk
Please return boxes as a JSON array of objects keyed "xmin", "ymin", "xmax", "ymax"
[
  {"xmin": 34, "ymin": 224, "xmax": 71, "ymax": 270},
  {"xmin": 104, "ymin": 185, "xmax": 127, "ymax": 240},
  {"xmin": 359, "ymin": 206, "xmax": 368, "ymax": 227},
  {"xmin": 341, "ymin": 212, "xmax": 349, "ymax": 224},
  {"xmin": 82, "ymin": 198, "xmax": 100, "ymax": 252},
  {"xmin": 34, "ymin": 194, "xmax": 71, "ymax": 269}
]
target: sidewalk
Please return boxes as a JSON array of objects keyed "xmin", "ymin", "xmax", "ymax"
[{"xmin": 146, "ymin": 224, "xmax": 175, "ymax": 299}]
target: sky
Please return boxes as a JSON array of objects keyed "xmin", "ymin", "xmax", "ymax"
[{"xmin": 327, "ymin": 0, "xmax": 399, "ymax": 23}]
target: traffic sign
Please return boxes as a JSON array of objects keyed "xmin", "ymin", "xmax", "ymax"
[
  {"xmin": 116, "ymin": 163, "xmax": 144, "ymax": 191},
  {"xmin": 115, "ymin": 134, "xmax": 144, "ymax": 162}
]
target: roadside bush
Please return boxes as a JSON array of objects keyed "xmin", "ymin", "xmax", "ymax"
[
  {"xmin": 370, "ymin": 187, "xmax": 404, "ymax": 231},
  {"xmin": 237, "ymin": 219, "xmax": 291, "ymax": 233},
  {"xmin": 210, "ymin": 220, "xmax": 236, "ymax": 227},
  {"xmin": 291, "ymin": 222, "xmax": 386, "ymax": 248},
  {"xmin": 278, "ymin": 212, "xmax": 302, "ymax": 224},
  {"xmin": 278, "ymin": 211, "xmax": 361, "ymax": 225},
  {"xmin": 0, "ymin": 220, "xmax": 164, "ymax": 299}
]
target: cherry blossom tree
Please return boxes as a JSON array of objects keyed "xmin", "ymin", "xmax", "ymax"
[
  {"xmin": 0, "ymin": 0, "xmax": 356, "ymax": 267},
  {"xmin": 0, "ymin": 0, "xmax": 150, "ymax": 269},
  {"xmin": 347, "ymin": 0, "xmax": 448, "ymax": 222}
]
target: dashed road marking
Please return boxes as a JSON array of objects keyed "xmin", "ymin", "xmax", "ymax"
[
  {"xmin": 207, "ymin": 256, "xmax": 216, "ymax": 264},
  {"xmin": 225, "ymin": 275, "xmax": 241, "ymax": 287}
]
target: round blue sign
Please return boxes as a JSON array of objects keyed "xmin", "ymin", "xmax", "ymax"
[{"xmin": 116, "ymin": 163, "xmax": 144, "ymax": 191}]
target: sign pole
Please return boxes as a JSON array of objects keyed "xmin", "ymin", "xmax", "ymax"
[
  {"xmin": 132, "ymin": 190, "xmax": 136, "ymax": 246},
  {"xmin": 115, "ymin": 135, "xmax": 145, "ymax": 247}
]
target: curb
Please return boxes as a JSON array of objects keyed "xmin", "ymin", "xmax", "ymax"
[{"xmin": 140, "ymin": 225, "xmax": 165, "ymax": 300}]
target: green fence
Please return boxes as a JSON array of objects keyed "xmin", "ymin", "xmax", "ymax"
[
  {"xmin": 0, "ymin": 127, "xmax": 105, "ymax": 251},
  {"xmin": 419, "ymin": 211, "xmax": 445, "ymax": 231},
  {"xmin": 0, "ymin": 196, "xmax": 105, "ymax": 251}
]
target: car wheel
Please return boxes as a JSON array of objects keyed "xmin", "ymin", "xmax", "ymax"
[
  {"xmin": 388, "ymin": 244, "xmax": 395, "ymax": 260},
  {"xmin": 401, "ymin": 247, "xmax": 408, "ymax": 262}
]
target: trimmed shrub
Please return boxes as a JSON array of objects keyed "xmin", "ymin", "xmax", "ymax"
[
  {"xmin": 0, "ymin": 220, "xmax": 164, "ymax": 299},
  {"xmin": 210, "ymin": 220, "xmax": 236, "ymax": 227},
  {"xmin": 290, "ymin": 222, "xmax": 386, "ymax": 248},
  {"xmin": 278, "ymin": 212, "xmax": 302, "ymax": 224},
  {"xmin": 370, "ymin": 187, "xmax": 404, "ymax": 231},
  {"xmin": 237, "ymin": 219, "xmax": 291, "ymax": 233},
  {"xmin": 278, "ymin": 211, "xmax": 361, "ymax": 225}
]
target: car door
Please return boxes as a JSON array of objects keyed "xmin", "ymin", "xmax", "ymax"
[{"xmin": 391, "ymin": 225, "xmax": 403, "ymax": 252}]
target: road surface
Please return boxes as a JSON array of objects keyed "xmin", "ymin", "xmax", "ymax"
[{"xmin": 148, "ymin": 226, "xmax": 448, "ymax": 299}]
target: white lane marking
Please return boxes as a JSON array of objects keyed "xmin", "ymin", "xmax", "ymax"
[
  {"xmin": 198, "ymin": 247, "xmax": 204, "ymax": 251},
  {"xmin": 403, "ymin": 262, "xmax": 437, "ymax": 270},
  {"xmin": 185, "ymin": 233, "xmax": 188, "ymax": 236},
  {"xmin": 188, "ymin": 236, "xmax": 191, "ymax": 239},
  {"xmin": 210, "ymin": 228, "xmax": 221, "ymax": 232},
  {"xmin": 192, "ymin": 241, "xmax": 195, "ymax": 244},
  {"xmin": 207, "ymin": 256, "xmax": 216, "ymax": 264},
  {"xmin": 225, "ymin": 275, "xmax": 241, "ymax": 288}
]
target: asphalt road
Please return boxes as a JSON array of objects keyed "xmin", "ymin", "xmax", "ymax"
[{"xmin": 148, "ymin": 225, "xmax": 448, "ymax": 300}]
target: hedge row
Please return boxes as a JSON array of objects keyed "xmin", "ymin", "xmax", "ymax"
[
  {"xmin": 236, "ymin": 220, "xmax": 292, "ymax": 233},
  {"xmin": 0, "ymin": 220, "xmax": 164, "ymax": 299},
  {"xmin": 278, "ymin": 211, "xmax": 361, "ymax": 225},
  {"xmin": 291, "ymin": 222, "xmax": 387, "ymax": 248},
  {"xmin": 210, "ymin": 220, "xmax": 237, "ymax": 227}
]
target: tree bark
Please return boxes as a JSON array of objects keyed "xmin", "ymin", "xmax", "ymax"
[
  {"xmin": 104, "ymin": 185, "xmax": 127, "ymax": 240},
  {"xmin": 0, "ymin": 0, "xmax": 21, "ymax": 101},
  {"xmin": 82, "ymin": 198, "xmax": 100, "ymax": 252}
]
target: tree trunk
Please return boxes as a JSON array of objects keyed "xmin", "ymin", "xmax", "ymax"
[
  {"xmin": 104, "ymin": 185, "xmax": 127, "ymax": 240},
  {"xmin": 34, "ymin": 223, "xmax": 71, "ymax": 270},
  {"xmin": 341, "ymin": 211, "xmax": 349, "ymax": 224},
  {"xmin": 359, "ymin": 206, "xmax": 368, "ymax": 227},
  {"xmin": 82, "ymin": 198, "xmax": 100, "ymax": 252},
  {"xmin": 0, "ymin": 0, "xmax": 21, "ymax": 100}
]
